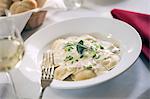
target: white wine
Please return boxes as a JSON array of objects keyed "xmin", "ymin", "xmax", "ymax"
[{"xmin": 0, "ymin": 38, "xmax": 24, "ymax": 71}]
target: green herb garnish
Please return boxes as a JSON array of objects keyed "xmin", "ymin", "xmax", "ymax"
[
  {"xmin": 80, "ymin": 55, "xmax": 84, "ymax": 58},
  {"xmin": 92, "ymin": 54, "xmax": 96, "ymax": 58},
  {"xmin": 100, "ymin": 45, "xmax": 104, "ymax": 49},
  {"xmin": 75, "ymin": 59, "xmax": 79, "ymax": 62},
  {"xmin": 64, "ymin": 42, "xmax": 75, "ymax": 52},
  {"xmin": 64, "ymin": 55, "xmax": 74, "ymax": 61},
  {"xmin": 86, "ymin": 66, "xmax": 93, "ymax": 70},
  {"xmin": 84, "ymin": 65, "xmax": 93, "ymax": 70},
  {"xmin": 76, "ymin": 40, "xmax": 87, "ymax": 55},
  {"xmin": 94, "ymin": 55, "xmax": 101, "ymax": 59}
]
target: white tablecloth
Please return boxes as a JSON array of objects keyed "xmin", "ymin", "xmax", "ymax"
[{"xmin": 0, "ymin": 0, "xmax": 150, "ymax": 99}]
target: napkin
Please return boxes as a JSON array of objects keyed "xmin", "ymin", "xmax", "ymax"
[{"xmin": 111, "ymin": 9, "xmax": 150, "ymax": 61}]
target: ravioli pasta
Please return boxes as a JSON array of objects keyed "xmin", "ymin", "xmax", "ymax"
[{"xmin": 47, "ymin": 35, "xmax": 120, "ymax": 81}]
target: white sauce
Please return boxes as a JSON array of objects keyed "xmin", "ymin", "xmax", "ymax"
[{"xmin": 49, "ymin": 35, "xmax": 120, "ymax": 81}]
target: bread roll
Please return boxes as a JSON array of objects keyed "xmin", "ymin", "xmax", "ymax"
[
  {"xmin": 0, "ymin": 0, "xmax": 12, "ymax": 16},
  {"xmin": 10, "ymin": 0, "xmax": 37, "ymax": 14},
  {"xmin": 12, "ymin": 0, "xmax": 21, "ymax": 2},
  {"xmin": 12, "ymin": 0, "xmax": 47, "ymax": 8}
]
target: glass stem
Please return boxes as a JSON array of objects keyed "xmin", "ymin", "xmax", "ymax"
[{"xmin": 7, "ymin": 71, "xmax": 19, "ymax": 99}]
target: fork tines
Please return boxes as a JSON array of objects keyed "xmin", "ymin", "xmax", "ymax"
[
  {"xmin": 41, "ymin": 50, "xmax": 55, "ymax": 80},
  {"xmin": 42, "ymin": 67, "xmax": 51, "ymax": 80},
  {"xmin": 40, "ymin": 50, "xmax": 55, "ymax": 99}
]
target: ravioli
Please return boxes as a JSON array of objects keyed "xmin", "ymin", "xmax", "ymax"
[{"xmin": 47, "ymin": 34, "xmax": 120, "ymax": 81}]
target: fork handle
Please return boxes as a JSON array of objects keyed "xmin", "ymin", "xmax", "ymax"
[{"xmin": 39, "ymin": 87, "xmax": 46, "ymax": 99}]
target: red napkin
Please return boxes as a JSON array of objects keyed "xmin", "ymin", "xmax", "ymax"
[{"xmin": 111, "ymin": 9, "xmax": 150, "ymax": 61}]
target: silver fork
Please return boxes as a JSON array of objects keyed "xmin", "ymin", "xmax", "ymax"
[{"xmin": 39, "ymin": 51, "xmax": 55, "ymax": 99}]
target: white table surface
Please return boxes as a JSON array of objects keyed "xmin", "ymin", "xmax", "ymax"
[{"xmin": 0, "ymin": 0, "xmax": 150, "ymax": 99}]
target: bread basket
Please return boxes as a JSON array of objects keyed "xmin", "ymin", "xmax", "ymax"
[
  {"xmin": 0, "ymin": 0, "xmax": 48, "ymax": 32},
  {"xmin": 24, "ymin": 9, "xmax": 47, "ymax": 30}
]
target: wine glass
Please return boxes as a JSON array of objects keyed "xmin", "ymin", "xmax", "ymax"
[
  {"xmin": 63, "ymin": 0, "xmax": 83, "ymax": 10},
  {"xmin": 0, "ymin": 19, "xmax": 25, "ymax": 99}
]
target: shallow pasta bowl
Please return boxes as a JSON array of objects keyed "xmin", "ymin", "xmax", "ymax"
[{"xmin": 19, "ymin": 17, "xmax": 142, "ymax": 89}]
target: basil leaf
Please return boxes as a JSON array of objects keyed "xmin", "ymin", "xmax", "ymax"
[{"xmin": 76, "ymin": 40, "xmax": 86, "ymax": 55}]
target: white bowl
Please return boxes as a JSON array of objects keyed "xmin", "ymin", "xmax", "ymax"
[
  {"xmin": 0, "ymin": 6, "xmax": 49, "ymax": 33},
  {"xmin": 0, "ymin": 10, "xmax": 33, "ymax": 33},
  {"xmin": 20, "ymin": 17, "xmax": 142, "ymax": 89}
]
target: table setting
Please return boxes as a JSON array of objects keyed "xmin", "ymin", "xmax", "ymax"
[{"xmin": 0, "ymin": 0, "xmax": 150, "ymax": 99}]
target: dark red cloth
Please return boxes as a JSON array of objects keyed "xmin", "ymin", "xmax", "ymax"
[{"xmin": 111, "ymin": 9, "xmax": 150, "ymax": 60}]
